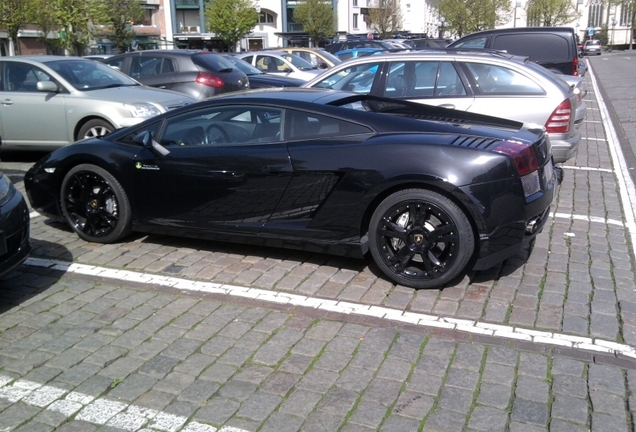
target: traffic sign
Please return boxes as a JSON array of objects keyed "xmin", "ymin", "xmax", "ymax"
[{"xmin": 588, "ymin": 26, "xmax": 594, "ymax": 36}]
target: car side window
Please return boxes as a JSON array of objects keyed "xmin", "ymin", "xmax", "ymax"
[
  {"xmin": 434, "ymin": 62, "xmax": 467, "ymax": 96},
  {"xmin": 285, "ymin": 110, "xmax": 372, "ymax": 141},
  {"xmin": 4, "ymin": 63, "xmax": 52, "ymax": 92},
  {"xmin": 311, "ymin": 62, "xmax": 380, "ymax": 94},
  {"xmin": 452, "ymin": 37, "xmax": 487, "ymax": 49},
  {"xmin": 159, "ymin": 106, "xmax": 283, "ymax": 147},
  {"xmin": 464, "ymin": 62, "xmax": 544, "ymax": 95},
  {"xmin": 104, "ymin": 58, "xmax": 124, "ymax": 71},
  {"xmin": 385, "ymin": 61, "xmax": 441, "ymax": 98}
]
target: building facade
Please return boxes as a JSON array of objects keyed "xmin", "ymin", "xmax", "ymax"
[{"xmin": 0, "ymin": 0, "xmax": 633, "ymax": 55}]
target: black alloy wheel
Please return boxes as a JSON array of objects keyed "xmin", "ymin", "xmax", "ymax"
[
  {"xmin": 369, "ymin": 189, "xmax": 474, "ymax": 289},
  {"xmin": 60, "ymin": 164, "xmax": 132, "ymax": 243}
]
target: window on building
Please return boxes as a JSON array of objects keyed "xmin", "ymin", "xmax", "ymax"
[
  {"xmin": 142, "ymin": 7, "xmax": 156, "ymax": 26},
  {"xmin": 259, "ymin": 11, "xmax": 276, "ymax": 24},
  {"xmin": 353, "ymin": 0, "xmax": 358, "ymax": 6},
  {"xmin": 588, "ymin": 1, "xmax": 604, "ymax": 28},
  {"xmin": 353, "ymin": 14, "xmax": 358, "ymax": 29},
  {"xmin": 620, "ymin": 3, "xmax": 633, "ymax": 26}
]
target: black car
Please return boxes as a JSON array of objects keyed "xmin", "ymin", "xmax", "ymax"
[
  {"xmin": 221, "ymin": 55, "xmax": 305, "ymax": 89},
  {"xmin": 102, "ymin": 50, "xmax": 249, "ymax": 101},
  {"xmin": 448, "ymin": 27, "xmax": 581, "ymax": 76},
  {"xmin": 25, "ymin": 89, "xmax": 558, "ymax": 289},
  {"xmin": 404, "ymin": 38, "xmax": 452, "ymax": 49},
  {"xmin": 0, "ymin": 170, "xmax": 30, "ymax": 278}
]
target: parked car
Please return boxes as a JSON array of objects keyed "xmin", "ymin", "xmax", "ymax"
[
  {"xmin": 0, "ymin": 170, "xmax": 30, "ymax": 278},
  {"xmin": 447, "ymin": 27, "xmax": 581, "ymax": 76},
  {"xmin": 303, "ymin": 50, "xmax": 581, "ymax": 163},
  {"xmin": 272, "ymin": 47, "xmax": 342, "ymax": 69},
  {"xmin": 24, "ymin": 88, "xmax": 558, "ymax": 289},
  {"xmin": 404, "ymin": 38, "xmax": 452, "ymax": 49},
  {"xmin": 557, "ymin": 73, "xmax": 587, "ymax": 128},
  {"xmin": 583, "ymin": 39, "xmax": 602, "ymax": 55},
  {"xmin": 234, "ymin": 51, "xmax": 322, "ymax": 82},
  {"xmin": 220, "ymin": 55, "xmax": 304, "ymax": 89},
  {"xmin": 0, "ymin": 56, "xmax": 193, "ymax": 151},
  {"xmin": 333, "ymin": 48, "xmax": 386, "ymax": 61},
  {"xmin": 102, "ymin": 50, "xmax": 249, "ymax": 101},
  {"xmin": 323, "ymin": 39, "xmax": 396, "ymax": 54}
]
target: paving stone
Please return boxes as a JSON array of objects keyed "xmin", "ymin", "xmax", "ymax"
[
  {"xmin": 436, "ymin": 385, "xmax": 476, "ymax": 413},
  {"xmin": 477, "ymin": 382, "xmax": 512, "ymax": 409},
  {"xmin": 392, "ymin": 391, "xmax": 434, "ymax": 419},
  {"xmin": 108, "ymin": 373, "xmax": 158, "ymax": 402},
  {"xmin": 176, "ymin": 380, "xmax": 220, "ymax": 404},
  {"xmin": 192, "ymin": 397, "xmax": 240, "ymax": 425},
  {"xmin": 588, "ymin": 364, "xmax": 626, "ymax": 395},
  {"xmin": 236, "ymin": 391, "xmax": 282, "ymax": 421},
  {"xmin": 515, "ymin": 376, "xmax": 550, "ymax": 403},
  {"xmin": 379, "ymin": 415, "xmax": 421, "ymax": 431},
  {"xmin": 316, "ymin": 387, "xmax": 358, "ymax": 416},
  {"xmin": 279, "ymin": 389, "xmax": 323, "ymax": 418},
  {"xmin": 467, "ymin": 405, "xmax": 509, "ymax": 431},
  {"xmin": 259, "ymin": 411, "xmax": 304, "ymax": 432},
  {"xmin": 511, "ymin": 398, "xmax": 549, "ymax": 426},
  {"xmin": 423, "ymin": 409, "xmax": 466, "ymax": 431},
  {"xmin": 218, "ymin": 379, "xmax": 258, "ymax": 402}
]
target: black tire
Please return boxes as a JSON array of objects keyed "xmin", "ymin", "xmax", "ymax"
[
  {"xmin": 77, "ymin": 119, "xmax": 114, "ymax": 140},
  {"xmin": 369, "ymin": 189, "xmax": 475, "ymax": 289},
  {"xmin": 60, "ymin": 164, "xmax": 132, "ymax": 243}
]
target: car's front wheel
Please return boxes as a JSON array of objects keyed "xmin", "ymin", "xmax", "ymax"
[
  {"xmin": 60, "ymin": 164, "xmax": 132, "ymax": 243},
  {"xmin": 77, "ymin": 119, "xmax": 114, "ymax": 140},
  {"xmin": 369, "ymin": 189, "xmax": 475, "ymax": 289}
]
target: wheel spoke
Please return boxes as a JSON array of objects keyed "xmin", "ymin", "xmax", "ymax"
[
  {"xmin": 379, "ymin": 217, "xmax": 407, "ymax": 240},
  {"xmin": 387, "ymin": 244, "xmax": 415, "ymax": 270},
  {"xmin": 427, "ymin": 224, "xmax": 457, "ymax": 244}
]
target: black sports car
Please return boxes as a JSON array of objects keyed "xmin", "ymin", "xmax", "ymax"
[
  {"xmin": 0, "ymin": 170, "xmax": 30, "ymax": 277},
  {"xmin": 25, "ymin": 89, "xmax": 559, "ymax": 289}
]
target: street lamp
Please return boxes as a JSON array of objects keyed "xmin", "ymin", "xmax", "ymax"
[
  {"xmin": 611, "ymin": 17, "xmax": 617, "ymax": 51},
  {"xmin": 438, "ymin": 17, "xmax": 445, "ymax": 39}
]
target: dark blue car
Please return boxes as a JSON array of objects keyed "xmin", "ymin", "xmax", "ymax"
[{"xmin": 0, "ymin": 170, "xmax": 30, "ymax": 278}]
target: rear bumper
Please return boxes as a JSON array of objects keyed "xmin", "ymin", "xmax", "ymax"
[
  {"xmin": 0, "ymin": 191, "xmax": 31, "ymax": 278},
  {"xmin": 549, "ymin": 129, "xmax": 581, "ymax": 163}
]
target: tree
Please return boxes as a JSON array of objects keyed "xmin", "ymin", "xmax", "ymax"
[
  {"xmin": 205, "ymin": 0, "xmax": 259, "ymax": 52},
  {"xmin": 293, "ymin": 0, "xmax": 336, "ymax": 47},
  {"xmin": 438, "ymin": 0, "xmax": 512, "ymax": 37},
  {"xmin": 99, "ymin": 0, "xmax": 144, "ymax": 53},
  {"xmin": 0, "ymin": 0, "xmax": 38, "ymax": 55},
  {"xmin": 32, "ymin": 0, "xmax": 107, "ymax": 55},
  {"xmin": 366, "ymin": 0, "xmax": 402, "ymax": 39},
  {"xmin": 526, "ymin": 0, "xmax": 580, "ymax": 26}
]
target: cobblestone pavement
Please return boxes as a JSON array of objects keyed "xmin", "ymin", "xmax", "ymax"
[{"xmin": 0, "ymin": 53, "xmax": 635, "ymax": 431}]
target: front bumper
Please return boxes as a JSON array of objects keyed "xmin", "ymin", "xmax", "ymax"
[{"xmin": 0, "ymin": 191, "xmax": 31, "ymax": 278}]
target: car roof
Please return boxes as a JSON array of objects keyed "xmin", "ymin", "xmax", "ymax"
[
  {"xmin": 453, "ymin": 26, "xmax": 575, "ymax": 38},
  {"xmin": 3, "ymin": 56, "xmax": 90, "ymax": 63},
  {"xmin": 326, "ymin": 49, "xmax": 523, "ymax": 64}
]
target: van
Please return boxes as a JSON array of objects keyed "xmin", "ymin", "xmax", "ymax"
[{"xmin": 447, "ymin": 27, "xmax": 580, "ymax": 76}]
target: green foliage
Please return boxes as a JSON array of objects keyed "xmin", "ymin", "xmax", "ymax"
[
  {"xmin": 366, "ymin": 0, "xmax": 402, "ymax": 39},
  {"xmin": 526, "ymin": 0, "xmax": 580, "ymax": 26},
  {"xmin": 98, "ymin": 0, "xmax": 144, "ymax": 54},
  {"xmin": 205, "ymin": 0, "xmax": 259, "ymax": 52},
  {"xmin": 0, "ymin": 0, "xmax": 38, "ymax": 54},
  {"xmin": 32, "ymin": 0, "xmax": 108, "ymax": 55},
  {"xmin": 293, "ymin": 0, "xmax": 336, "ymax": 46},
  {"xmin": 439, "ymin": 0, "xmax": 512, "ymax": 37}
]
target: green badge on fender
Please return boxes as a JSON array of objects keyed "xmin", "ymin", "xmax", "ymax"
[{"xmin": 135, "ymin": 162, "xmax": 142, "ymax": 169}]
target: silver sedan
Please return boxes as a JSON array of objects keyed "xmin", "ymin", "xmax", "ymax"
[
  {"xmin": 0, "ymin": 56, "xmax": 193, "ymax": 151},
  {"xmin": 303, "ymin": 51, "xmax": 582, "ymax": 163}
]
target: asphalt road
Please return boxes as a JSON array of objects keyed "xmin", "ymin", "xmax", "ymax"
[{"xmin": 0, "ymin": 52, "xmax": 635, "ymax": 431}]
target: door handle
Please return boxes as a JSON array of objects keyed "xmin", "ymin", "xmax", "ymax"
[
  {"xmin": 438, "ymin": 104, "xmax": 455, "ymax": 109},
  {"xmin": 1, "ymin": 99, "xmax": 13, "ymax": 105}
]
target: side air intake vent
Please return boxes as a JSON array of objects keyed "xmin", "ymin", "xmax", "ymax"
[{"xmin": 450, "ymin": 136, "xmax": 502, "ymax": 150}]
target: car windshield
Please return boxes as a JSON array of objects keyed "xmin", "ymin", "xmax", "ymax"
[
  {"xmin": 280, "ymin": 53, "xmax": 317, "ymax": 70},
  {"xmin": 585, "ymin": 40, "xmax": 601, "ymax": 46},
  {"xmin": 47, "ymin": 59, "xmax": 139, "ymax": 90},
  {"xmin": 222, "ymin": 55, "xmax": 263, "ymax": 75}
]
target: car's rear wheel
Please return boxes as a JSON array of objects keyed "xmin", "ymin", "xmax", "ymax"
[
  {"xmin": 60, "ymin": 164, "xmax": 131, "ymax": 243},
  {"xmin": 369, "ymin": 189, "xmax": 474, "ymax": 289},
  {"xmin": 78, "ymin": 119, "xmax": 114, "ymax": 140}
]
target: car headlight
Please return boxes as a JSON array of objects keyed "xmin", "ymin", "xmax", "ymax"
[
  {"xmin": 0, "ymin": 174, "xmax": 16, "ymax": 207},
  {"xmin": 124, "ymin": 103, "xmax": 162, "ymax": 119}
]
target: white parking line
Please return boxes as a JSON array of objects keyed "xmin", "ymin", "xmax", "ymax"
[
  {"xmin": 23, "ymin": 257, "xmax": 636, "ymax": 360},
  {"xmin": 0, "ymin": 374, "xmax": 247, "ymax": 432},
  {"xmin": 560, "ymin": 165, "xmax": 613, "ymax": 172},
  {"xmin": 551, "ymin": 212, "xmax": 625, "ymax": 227},
  {"xmin": 587, "ymin": 62, "xmax": 636, "ymax": 263}
]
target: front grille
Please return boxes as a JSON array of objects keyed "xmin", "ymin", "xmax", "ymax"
[{"xmin": 0, "ymin": 225, "xmax": 28, "ymax": 260}]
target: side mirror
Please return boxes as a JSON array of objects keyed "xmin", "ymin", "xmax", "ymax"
[
  {"xmin": 319, "ymin": 62, "xmax": 329, "ymax": 69},
  {"xmin": 133, "ymin": 131, "xmax": 151, "ymax": 147},
  {"xmin": 37, "ymin": 81, "xmax": 59, "ymax": 93}
]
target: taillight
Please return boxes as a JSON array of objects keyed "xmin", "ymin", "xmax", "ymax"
[
  {"xmin": 196, "ymin": 72, "xmax": 224, "ymax": 88},
  {"xmin": 493, "ymin": 140, "xmax": 539, "ymax": 176},
  {"xmin": 493, "ymin": 140, "xmax": 541, "ymax": 197},
  {"xmin": 573, "ymin": 55, "xmax": 579, "ymax": 76},
  {"xmin": 545, "ymin": 99, "xmax": 571, "ymax": 134}
]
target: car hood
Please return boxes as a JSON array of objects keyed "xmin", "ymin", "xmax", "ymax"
[
  {"xmin": 248, "ymin": 74, "xmax": 305, "ymax": 87},
  {"xmin": 77, "ymin": 85, "xmax": 194, "ymax": 109}
]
